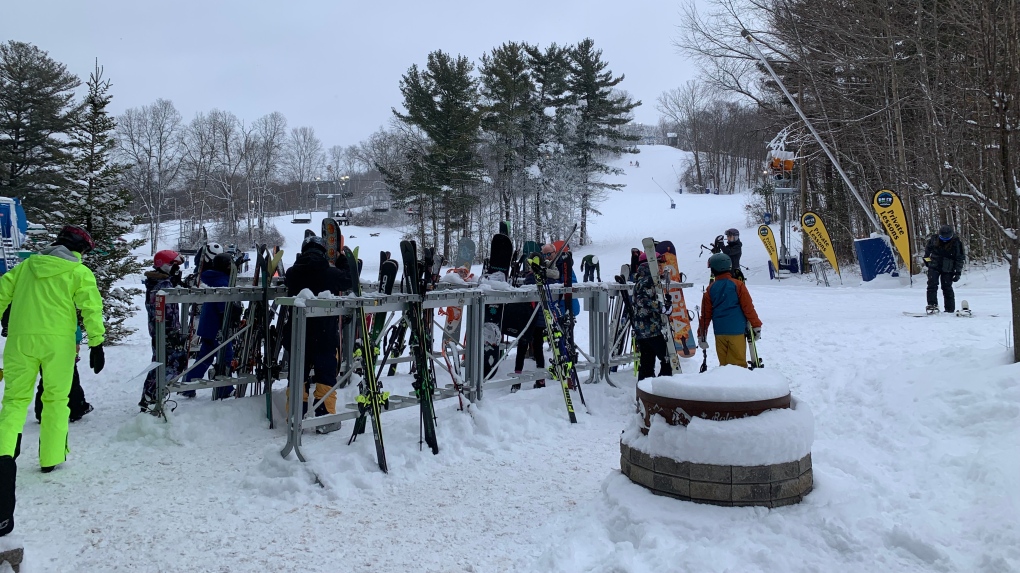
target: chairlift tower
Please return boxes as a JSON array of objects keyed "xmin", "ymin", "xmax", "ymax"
[
  {"xmin": 315, "ymin": 174, "xmax": 353, "ymax": 221},
  {"xmin": 767, "ymin": 150, "xmax": 797, "ymax": 260}
]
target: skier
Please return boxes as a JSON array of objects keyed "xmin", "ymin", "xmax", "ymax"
[
  {"xmin": 710, "ymin": 229, "xmax": 744, "ymax": 280},
  {"xmin": 140, "ymin": 250, "xmax": 187, "ymax": 411},
  {"xmin": 580, "ymin": 254, "xmax": 601, "ymax": 282},
  {"xmin": 284, "ymin": 236, "xmax": 350, "ymax": 424},
  {"xmin": 923, "ymin": 225, "xmax": 966, "ymax": 313},
  {"xmin": 697, "ymin": 253, "xmax": 763, "ymax": 368},
  {"xmin": 184, "ymin": 252, "xmax": 238, "ymax": 399},
  {"xmin": 0, "ymin": 224, "xmax": 106, "ymax": 537},
  {"xmin": 632, "ymin": 251, "xmax": 673, "ymax": 380}
]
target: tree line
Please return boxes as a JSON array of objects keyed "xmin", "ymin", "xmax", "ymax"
[{"xmin": 672, "ymin": 0, "xmax": 1019, "ymax": 360}]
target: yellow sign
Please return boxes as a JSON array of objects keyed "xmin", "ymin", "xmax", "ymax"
[
  {"xmin": 757, "ymin": 224, "xmax": 779, "ymax": 273},
  {"xmin": 872, "ymin": 189, "xmax": 911, "ymax": 269},
  {"xmin": 800, "ymin": 211, "xmax": 840, "ymax": 277}
]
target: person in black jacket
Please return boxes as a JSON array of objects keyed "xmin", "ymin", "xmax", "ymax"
[
  {"xmin": 710, "ymin": 229, "xmax": 744, "ymax": 280},
  {"xmin": 924, "ymin": 224, "xmax": 966, "ymax": 313},
  {"xmin": 284, "ymin": 236, "xmax": 350, "ymax": 420}
]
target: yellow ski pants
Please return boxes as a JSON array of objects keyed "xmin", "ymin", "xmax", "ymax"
[
  {"xmin": 0, "ymin": 334, "xmax": 76, "ymax": 467},
  {"xmin": 715, "ymin": 334, "xmax": 748, "ymax": 368}
]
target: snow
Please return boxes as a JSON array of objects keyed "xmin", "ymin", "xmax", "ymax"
[
  {"xmin": 623, "ymin": 398, "xmax": 814, "ymax": 465},
  {"xmin": 638, "ymin": 365, "xmax": 791, "ymax": 402},
  {"xmin": 1, "ymin": 145, "xmax": 1018, "ymax": 572}
]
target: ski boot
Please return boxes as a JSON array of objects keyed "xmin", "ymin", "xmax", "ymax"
[
  {"xmin": 956, "ymin": 300, "xmax": 972, "ymax": 318},
  {"xmin": 925, "ymin": 305, "xmax": 940, "ymax": 315}
]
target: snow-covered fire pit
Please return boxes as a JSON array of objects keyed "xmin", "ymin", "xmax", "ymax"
[{"xmin": 621, "ymin": 366, "xmax": 814, "ymax": 507}]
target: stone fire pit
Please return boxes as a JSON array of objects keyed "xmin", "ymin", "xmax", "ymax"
[{"xmin": 621, "ymin": 366, "xmax": 814, "ymax": 507}]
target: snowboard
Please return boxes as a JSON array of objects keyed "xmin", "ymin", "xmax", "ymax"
[
  {"xmin": 443, "ymin": 238, "xmax": 476, "ymax": 343},
  {"xmin": 655, "ymin": 240, "xmax": 697, "ymax": 358},
  {"xmin": 483, "ymin": 233, "xmax": 514, "ymax": 377},
  {"xmin": 322, "ymin": 218, "xmax": 342, "ymax": 265}
]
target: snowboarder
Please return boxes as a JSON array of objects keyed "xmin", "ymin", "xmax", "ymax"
[
  {"xmin": 284, "ymin": 236, "xmax": 350, "ymax": 421},
  {"xmin": 923, "ymin": 224, "xmax": 966, "ymax": 313},
  {"xmin": 632, "ymin": 251, "xmax": 672, "ymax": 380},
  {"xmin": 140, "ymin": 250, "xmax": 188, "ymax": 411},
  {"xmin": 580, "ymin": 254, "xmax": 601, "ymax": 282},
  {"xmin": 697, "ymin": 253, "xmax": 762, "ymax": 368},
  {"xmin": 184, "ymin": 252, "xmax": 238, "ymax": 399},
  {"xmin": 0, "ymin": 224, "xmax": 106, "ymax": 537}
]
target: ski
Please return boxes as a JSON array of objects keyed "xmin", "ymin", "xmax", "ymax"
[
  {"xmin": 344, "ymin": 246, "xmax": 390, "ymax": 473},
  {"xmin": 482, "ymin": 232, "xmax": 514, "ymax": 377},
  {"xmin": 746, "ymin": 320, "xmax": 763, "ymax": 369},
  {"xmin": 400, "ymin": 240, "xmax": 440, "ymax": 455},
  {"xmin": 527, "ymin": 224, "xmax": 586, "ymax": 423}
]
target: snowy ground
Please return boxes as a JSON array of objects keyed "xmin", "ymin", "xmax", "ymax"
[{"xmin": 2, "ymin": 146, "xmax": 1018, "ymax": 572}]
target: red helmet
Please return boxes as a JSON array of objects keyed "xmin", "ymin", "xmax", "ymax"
[{"xmin": 154, "ymin": 249, "xmax": 183, "ymax": 272}]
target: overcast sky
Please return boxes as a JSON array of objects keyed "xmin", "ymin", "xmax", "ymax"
[{"xmin": 3, "ymin": 0, "xmax": 702, "ymax": 149}]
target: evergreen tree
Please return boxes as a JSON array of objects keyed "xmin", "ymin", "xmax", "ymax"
[
  {"xmin": 65, "ymin": 62, "xmax": 143, "ymax": 344},
  {"xmin": 0, "ymin": 41, "xmax": 81, "ymax": 226},
  {"xmin": 389, "ymin": 50, "xmax": 482, "ymax": 253},
  {"xmin": 526, "ymin": 43, "xmax": 576, "ymax": 242},
  {"xmin": 568, "ymin": 38, "xmax": 640, "ymax": 245},
  {"xmin": 479, "ymin": 42, "xmax": 540, "ymax": 231}
]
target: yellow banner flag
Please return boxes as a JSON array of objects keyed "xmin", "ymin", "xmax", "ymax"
[
  {"xmin": 800, "ymin": 211, "xmax": 841, "ymax": 277},
  {"xmin": 872, "ymin": 189, "xmax": 911, "ymax": 269},
  {"xmin": 757, "ymin": 224, "xmax": 780, "ymax": 274}
]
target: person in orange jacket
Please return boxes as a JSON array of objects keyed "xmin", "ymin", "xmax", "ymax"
[{"xmin": 697, "ymin": 253, "xmax": 762, "ymax": 368}]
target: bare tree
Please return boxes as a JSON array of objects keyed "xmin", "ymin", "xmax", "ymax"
[
  {"xmin": 283, "ymin": 126, "xmax": 324, "ymax": 209},
  {"xmin": 658, "ymin": 81, "xmax": 716, "ymax": 191},
  {"xmin": 115, "ymin": 99, "xmax": 183, "ymax": 254}
]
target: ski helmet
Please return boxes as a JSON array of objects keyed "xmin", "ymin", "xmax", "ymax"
[
  {"xmin": 154, "ymin": 250, "xmax": 183, "ymax": 273},
  {"xmin": 302, "ymin": 235, "xmax": 328, "ymax": 254},
  {"xmin": 708, "ymin": 253, "xmax": 732, "ymax": 273},
  {"xmin": 938, "ymin": 224, "xmax": 954, "ymax": 241},
  {"xmin": 211, "ymin": 252, "xmax": 233, "ymax": 274},
  {"xmin": 725, "ymin": 228, "xmax": 740, "ymax": 238},
  {"xmin": 53, "ymin": 225, "xmax": 96, "ymax": 254},
  {"xmin": 202, "ymin": 243, "xmax": 224, "ymax": 263},
  {"xmin": 591, "ymin": 255, "xmax": 599, "ymax": 265},
  {"xmin": 638, "ymin": 251, "xmax": 648, "ymax": 263}
]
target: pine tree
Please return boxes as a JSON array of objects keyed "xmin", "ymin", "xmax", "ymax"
[
  {"xmin": 479, "ymin": 42, "xmax": 540, "ymax": 231},
  {"xmin": 568, "ymin": 39, "xmax": 641, "ymax": 245},
  {"xmin": 389, "ymin": 51, "xmax": 482, "ymax": 253},
  {"xmin": 0, "ymin": 41, "xmax": 80, "ymax": 226},
  {"xmin": 65, "ymin": 62, "xmax": 143, "ymax": 344}
]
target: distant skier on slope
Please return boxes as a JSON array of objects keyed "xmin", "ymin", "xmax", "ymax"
[
  {"xmin": 0, "ymin": 224, "xmax": 106, "ymax": 537},
  {"xmin": 580, "ymin": 254, "xmax": 601, "ymax": 282},
  {"xmin": 632, "ymin": 251, "xmax": 672, "ymax": 380},
  {"xmin": 283, "ymin": 236, "xmax": 350, "ymax": 425},
  {"xmin": 923, "ymin": 224, "xmax": 966, "ymax": 313},
  {"xmin": 697, "ymin": 253, "xmax": 762, "ymax": 368}
]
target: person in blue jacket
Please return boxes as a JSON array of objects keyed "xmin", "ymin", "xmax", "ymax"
[{"xmin": 184, "ymin": 253, "xmax": 237, "ymax": 399}]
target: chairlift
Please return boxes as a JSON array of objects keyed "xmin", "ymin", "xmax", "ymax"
[
  {"xmin": 372, "ymin": 199, "xmax": 391, "ymax": 213},
  {"xmin": 291, "ymin": 210, "xmax": 313, "ymax": 224}
]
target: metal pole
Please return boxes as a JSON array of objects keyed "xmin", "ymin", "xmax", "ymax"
[
  {"xmin": 741, "ymin": 29, "xmax": 883, "ymax": 234},
  {"xmin": 281, "ymin": 306, "xmax": 307, "ymax": 462}
]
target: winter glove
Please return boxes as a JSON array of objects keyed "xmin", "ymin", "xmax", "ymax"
[
  {"xmin": 90, "ymin": 344, "xmax": 106, "ymax": 374},
  {"xmin": 752, "ymin": 327, "xmax": 762, "ymax": 340},
  {"xmin": 952, "ymin": 272, "xmax": 961, "ymax": 282},
  {"xmin": 543, "ymin": 263, "xmax": 560, "ymax": 280},
  {"xmin": 169, "ymin": 264, "xmax": 183, "ymax": 287},
  {"xmin": 698, "ymin": 336, "xmax": 709, "ymax": 350}
]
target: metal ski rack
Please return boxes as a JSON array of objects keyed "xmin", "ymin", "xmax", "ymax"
[{"xmin": 152, "ymin": 284, "xmax": 288, "ymax": 418}]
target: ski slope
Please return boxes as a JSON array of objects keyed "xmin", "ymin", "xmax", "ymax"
[{"xmin": 1, "ymin": 146, "xmax": 1017, "ymax": 573}]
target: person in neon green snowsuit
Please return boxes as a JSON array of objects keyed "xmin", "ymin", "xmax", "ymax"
[{"xmin": 0, "ymin": 225, "xmax": 105, "ymax": 536}]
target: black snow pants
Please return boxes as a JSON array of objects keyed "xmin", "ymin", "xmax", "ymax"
[
  {"xmin": 637, "ymin": 336, "xmax": 673, "ymax": 380},
  {"xmin": 926, "ymin": 269, "xmax": 956, "ymax": 312}
]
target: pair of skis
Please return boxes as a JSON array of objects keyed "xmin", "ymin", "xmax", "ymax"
[{"xmin": 527, "ymin": 225, "xmax": 589, "ymax": 423}]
